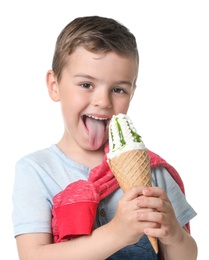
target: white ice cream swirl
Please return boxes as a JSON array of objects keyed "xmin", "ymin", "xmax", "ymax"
[{"xmin": 107, "ymin": 113, "xmax": 145, "ymax": 159}]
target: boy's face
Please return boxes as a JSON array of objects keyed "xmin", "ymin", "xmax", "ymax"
[{"xmin": 47, "ymin": 47, "xmax": 138, "ymax": 152}]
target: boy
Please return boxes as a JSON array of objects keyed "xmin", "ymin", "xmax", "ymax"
[{"xmin": 12, "ymin": 16, "xmax": 198, "ymax": 259}]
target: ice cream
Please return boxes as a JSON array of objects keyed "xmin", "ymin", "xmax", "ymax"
[{"xmin": 107, "ymin": 113, "xmax": 158, "ymax": 254}]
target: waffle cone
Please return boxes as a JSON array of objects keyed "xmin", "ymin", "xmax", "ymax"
[{"xmin": 108, "ymin": 149, "xmax": 158, "ymax": 254}]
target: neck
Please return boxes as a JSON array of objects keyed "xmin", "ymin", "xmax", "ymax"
[{"xmin": 57, "ymin": 139, "xmax": 105, "ymax": 168}]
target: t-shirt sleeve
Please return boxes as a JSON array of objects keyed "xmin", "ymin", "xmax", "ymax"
[
  {"xmin": 12, "ymin": 158, "xmax": 53, "ymax": 237},
  {"xmin": 151, "ymin": 166, "xmax": 197, "ymax": 227}
]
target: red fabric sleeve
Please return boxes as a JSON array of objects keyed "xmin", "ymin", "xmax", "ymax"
[
  {"xmin": 52, "ymin": 180, "xmax": 100, "ymax": 242},
  {"xmin": 53, "ymin": 201, "xmax": 98, "ymax": 242}
]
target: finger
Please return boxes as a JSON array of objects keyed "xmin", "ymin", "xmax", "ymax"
[
  {"xmin": 137, "ymin": 196, "xmax": 164, "ymax": 210},
  {"xmin": 137, "ymin": 213, "xmax": 160, "ymax": 229},
  {"xmin": 144, "ymin": 227, "xmax": 163, "ymax": 238},
  {"xmin": 142, "ymin": 186, "xmax": 167, "ymax": 199},
  {"xmin": 123, "ymin": 185, "xmax": 148, "ymax": 201},
  {"xmin": 137, "ymin": 210, "xmax": 164, "ymax": 224}
]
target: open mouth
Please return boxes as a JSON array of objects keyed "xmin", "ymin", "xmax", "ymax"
[
  {"xmin": 82, "ymin": 115, "xmax": 109, "ymax": 129},
  {"xmin": 82, "ymin": 114, "xmax": 110, "ymax": 149}
]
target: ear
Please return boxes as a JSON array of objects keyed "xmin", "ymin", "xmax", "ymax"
[{"xmin": 46, "ymin": 70, "xmax": 60, "ymax": 102}]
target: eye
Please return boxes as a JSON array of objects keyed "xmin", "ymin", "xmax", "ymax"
[
  {"xmin": 112, "ymin": 87, "xmax": 126, "ymax": 94},
  {"xmin": 81, "ymin": 83, "xmax": 93, "ymax": 89}
]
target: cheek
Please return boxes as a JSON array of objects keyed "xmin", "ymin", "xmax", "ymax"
[
  {"xmin": 60, "ymin": 92, "xmax": 88, "ymax": 116},
  {"xmin": 60, "ymin": 90, "xmax": 80, "ymax": 107},
  {"xmin": 114, "ymin": 99, "xmax": 131, "ymax": 114}
]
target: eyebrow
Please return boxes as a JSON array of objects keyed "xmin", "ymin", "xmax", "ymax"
[
  {"xmin": 73, "ymin": 74, "xmax": 96, "ymax": 80},
  {"xmin": 73, "ymin": 74, "xmax": 133, "ymax": 87}
]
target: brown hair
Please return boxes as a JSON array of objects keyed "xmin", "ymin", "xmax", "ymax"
[{"xmin": 52, "ymin": 16, "xmax": 139, "ymax": 82}]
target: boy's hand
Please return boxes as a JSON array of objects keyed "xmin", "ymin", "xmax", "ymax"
[
  {"xmin": 138, "ymin": 187, "xmax": 183, "ymax": 246},
  {"xmin": 111, "ymin": 185, "xmax": 158, "ymax": 245}
]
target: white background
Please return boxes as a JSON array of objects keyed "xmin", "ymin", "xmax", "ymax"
[{"xmin": 0, "ymin": 1, "xmax": 208, "ymax": 259}]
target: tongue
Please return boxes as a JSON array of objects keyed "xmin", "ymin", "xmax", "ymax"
[{"xmin": 85, "ymin": 117, "xmax": 105, "ymax": 149}]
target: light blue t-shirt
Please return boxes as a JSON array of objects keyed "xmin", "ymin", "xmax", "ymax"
[{"xmin": 12, "ymin": 144, "xmax": 197, "ymax": 239}]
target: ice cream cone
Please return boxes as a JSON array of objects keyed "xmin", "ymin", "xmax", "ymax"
[
  {"xmin": 108, "ymin": 149, "xmax": 151, "ymax": 191},
  {"xmin": 107, "ymin": 113, "xmax": 158, "ymax": 254},
  {"xmin": 108, "ymin": 148, "xmax": 158, "ymax": 254}
]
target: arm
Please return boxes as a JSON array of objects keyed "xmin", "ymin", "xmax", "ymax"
[
  {"xmin": 160, "ymin": 226, "xmax": 198, "ymax": 260},
  {"xmin": 16, "ymin": 186, "xmax": 152, "ymax": 260},
  {"xmin": 16, "ymin": 224, "xmax": 126, "ymax": 260},
  {"xmin": 138, "ymin": 187, "xmax": 198, "ymax": 260}
]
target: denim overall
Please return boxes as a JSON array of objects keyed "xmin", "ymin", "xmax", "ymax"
[{"xmin": 106, "ymin": 235, "xmax": 161, "ymax": 259}]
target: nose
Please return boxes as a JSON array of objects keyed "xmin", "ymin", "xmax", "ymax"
[{"xmin": 92, "ymin": 88, "xmax": 112, "ymax": 109}]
